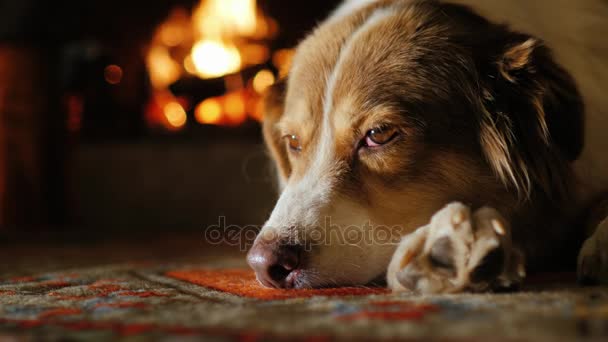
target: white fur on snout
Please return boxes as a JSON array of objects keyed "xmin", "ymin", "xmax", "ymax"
[
  {"xmin": 262, "ymin": 94, "xmax": 339, "ymax": 238},
  {"xmin": 310, "ymin": 198, "xmax": 400, "ymax": 286},
  {"xmin": 257, "ymin": 3, "xmax": 401, "ymax": 288},
  {"xmin": 258, "ymin": 183, "xmax": 397, "ymax": 287},
  {"xmin": 258, "ymin": 118, "xmax": 392, "ymax": 286}
]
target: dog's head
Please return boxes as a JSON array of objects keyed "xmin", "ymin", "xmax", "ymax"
[{"xmin": 248, "ymin": 0, "xmax": 584, "ymax": 289}]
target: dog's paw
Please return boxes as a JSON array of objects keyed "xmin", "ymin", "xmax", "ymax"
[
  {"xmin": 388, "ymin": 203, "xmax": 525, "ymax": 294},
  {"xmin": 578, "ymin": 218, "xmax": 608, "ymax": 285}
]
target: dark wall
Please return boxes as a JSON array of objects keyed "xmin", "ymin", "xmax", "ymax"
[
  {"xmin": 0, "ymin": 0, "xmax": 341, "ymax": 234},
  {"xmin": 72, "ymin": 140, "xmax": 278, "ymax": 232}
]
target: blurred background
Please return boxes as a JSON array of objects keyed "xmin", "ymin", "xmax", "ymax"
[{"xmin": 0, "ymin": 0, "xmax": 342, "ymax": 239}]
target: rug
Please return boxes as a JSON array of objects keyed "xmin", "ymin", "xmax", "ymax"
[
  {"xmin": 1, "ymin": 259, "xmax": 608, "ymax": 341},
  {"xmin": 166, "ymin": 268, "xmax": 389, "ymax": 300}
]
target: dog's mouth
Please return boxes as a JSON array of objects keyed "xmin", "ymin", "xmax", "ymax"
[
  {"xmin": 248, "ymin": 237, "xmax": 391, "ymax": 289},
  {"xmin": 266, "ymin": 270, "xmax": 323, "ymax": 289},
  {"xmin": 284, "ymin": 269, "xmax": 303, "ymax": 289},
  {"xmin": 256, "ymin": 266, "xmax": 387, "ymax": 290},
  {"xmin": 255, "ymin": 267, "xmax": 306, "ymax": 289}
]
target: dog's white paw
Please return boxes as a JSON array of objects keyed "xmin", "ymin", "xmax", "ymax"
[
  {"xmin": 388, "ymin": 203, "xmax": 525, "ymax": 294},
  {"xmin": 578, "ymin": 218, "xmax": 608, "ymax": 285}
]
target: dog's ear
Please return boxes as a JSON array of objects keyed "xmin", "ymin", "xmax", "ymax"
[
  {"xmin": 479, "ymin": 34, "xmax": 584, "ymax": 199},
  {"xmin": 262, "ymin": 79, "xmax": 290, "ymax": 188}
]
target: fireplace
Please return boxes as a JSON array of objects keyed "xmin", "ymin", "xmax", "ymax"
[
  {"xmin": 0, "ymin": 0, "xmax": 341, "ymax": 233},
  {"xmin": 145, "ymin": 0, "xmax": 292, "ymax": 131}
]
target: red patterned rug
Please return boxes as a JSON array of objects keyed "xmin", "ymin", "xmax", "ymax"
[
  {"xmin": 166, "ymin": 268, "xmax": 388, "ymax": 300},
  {"xmin": 1, "ymin": 262, "xmax": 607, "ymax": 341}
]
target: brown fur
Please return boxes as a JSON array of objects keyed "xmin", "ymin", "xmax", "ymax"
[{"xmin": 261, "ymin": 0, "xmax": 588, "ymax": 284}]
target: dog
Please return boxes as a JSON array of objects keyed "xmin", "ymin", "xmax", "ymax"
[{"xmin": 247, "ymin": 0, "xmax": 608, "ymax": 293}]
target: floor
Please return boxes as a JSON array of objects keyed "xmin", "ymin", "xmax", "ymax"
[{"xmin": 1, "ymin": 236, "xmax": 608, "ymax": 341}]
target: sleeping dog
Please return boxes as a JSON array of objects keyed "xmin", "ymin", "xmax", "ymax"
[{"xmin": 247, "ymin": 0, "xmax": 608, "ymax": 293}]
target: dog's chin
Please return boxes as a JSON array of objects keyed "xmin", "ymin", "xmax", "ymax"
[
  {"xmin": 286, "ymin": 269, "xmax": 386, "ymax": 289},
  {"xmin": 253, "ymin": 269, "xmax": 345, "ymax": 289},
  {"xmin": 287, "ymin": 270, "xmax": 313, "ymax": 289},
  {"xmin": 275, "ymin": 269, "xmax": 320, "ymax": 289}
]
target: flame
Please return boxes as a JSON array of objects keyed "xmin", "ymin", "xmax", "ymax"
[
  {"xmin": 194, "ymin": 91, "xmax": 253, "ymax": 126},
  {"xmin": 164, "ymin": 102, "xmax": 188, "ymax": 128},
  {"xmin": 252, "ymin": 69, "xmax": 275, "ymax": 94},
  {"xmin": 224, "ymin": 93, "xmax": 247, "ymax": 124},
  {"xmin": 193, "ymin": 0, "xmax": 257, "ymax": 39},
  {"xmin": 191, "ymin": 40, "xmax": 242, "ymax": 79},
  {"xmin": 145, "ymin": 0, "xmax": 278, "ymax": 129},
  {"xmin": 189, "ymin": 0, "xmax": 261, "ymax": 79},
  {"xmin": 146, "ymin": 91, "xmax": 189, "ymax": 131},
  {"xmin": 158, "ymin": 8, "xmax": 191, "ymax": 47},
  {"xmin": 195, "ymin": 98, "xmax": 222, "ymax": 124},
  {"xmin": 147, "ymin": 45, "xmax": 181, "ymax": 89},
  {"xmin": 272, "ymin": 49, "xmax": 295, "ymax": 78}
]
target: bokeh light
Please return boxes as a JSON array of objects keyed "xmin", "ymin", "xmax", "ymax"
[
  {"xmin": 104, "ymin": 65, "xmax": 123, "ymax": 85},
  {"xmin": 195, "ymin": 98, "xmax": 223, "ymax": 124},
  {"xmin": 252, "ymin": 69, "xmax": 275, "ymax": 94},
  {"xmin": 164, "ymin": 102, "xmax": 187, "ymax": 128},
  {"xmin": 224, "ymin": 93, "xmax": 246, "ymax": 124}
]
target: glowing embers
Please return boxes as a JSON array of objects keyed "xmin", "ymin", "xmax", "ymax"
[
  {"xmin": 194, "ymin": 91, "xmax": 257, "ymax": 126},
  {"xmin": 145, "ymin": 0, "xmax": 283, "ymax": 130},
  {"xmin": 191, "ymin": 41, "xmax": 242, "ymax": 79}
]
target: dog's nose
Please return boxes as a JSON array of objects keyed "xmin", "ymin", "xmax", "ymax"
[{"xmin": 247, "ymin": 240, "xmax": 301, "ymax": 289}]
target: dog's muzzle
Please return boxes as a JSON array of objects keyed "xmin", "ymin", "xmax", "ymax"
[{"xmin": 247, "ymin": 237, "xmax": 303, "ymax": 289}]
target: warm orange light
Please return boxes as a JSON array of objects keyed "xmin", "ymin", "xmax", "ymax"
[
  {"xmin": 183, "ymin": 56, "xmax": 197, "ymax": 75},
  {"xmin": 195, "ymin": 98, "xmax": 222, "ymax": 124},
  {"xmin": 147, "ymin": 46, "xmax": 181, "ymax": 89},
  {"xmin": 241, "ymin": 44, "xmax": 270, "ymax": 65},
  {"xmin": 224, "ymin": 93, "xmax": 247, "ymax": 124},
  {"xmin": 160, "ymin": 26, "xmax": 184, "ymax": 47},
  {"xmin": 252, "ymin": 69, "xmax": 275, "ymax": 94},
  {"xmin": 164, "ymin": 102, "xmax": 187, "ymax": 128},
  {"xmin": 160, "ymin": 27, "xmax": 184, "ymax": 47},
  {"xmin": 145, "ymin": 0, "xmax": 279, "ymax": 129},
  {"xmin": 250, "ymin": 96, "xmax": 264, "ymax": 122},
  {"xmin": 193, "ymin": 0, "xmax": 258, "ymax": 39},
  {"xmin": 272, "ymin": 49, "xmax": 295, "ymax": 77},
  {"xmin": 104, "ymin": 65, "xmax": 123, "ymax": 85},
  {"xmin": 158, "ymin": 8, "xmax": 190, "ymax": 47},
  {"xmin": 191, "ymin": 40, "xmax": 242, "ymax": 79}
]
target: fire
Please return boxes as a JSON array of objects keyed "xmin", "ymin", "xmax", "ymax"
[
  {"xmin": 189, "ymin": 0, "xmax": 263, "ymax": 80},
  {"xmin": 145, "ymin": 0, "xmax": 285, "ymax": 130},
  {"xmin": 145, "ymin": 91, "xmax": 189, "ymax": 130},
  {"xmin": 252, "ymin": 69, "xmax": 275, "ymax": 94},
  {"xmin": 196, "ymin": 98, "xmax": 222, "ymax": 124},
  {"xmin": 193, "ymin": 91, "xmax": 249, "ymax": 126},
  {"xmin": 147, "ymin": 45, "xmax": 181, "ymax": 89},
  {"xmin": 191, "ymin": 40, "xmax": 242, "ymax": 79},
  {"xmin": 164, "ymin": 102, "xmax": 188, "ymax": 128},
  {"xmin": 272, "ymin": 49, "xmax": 295, "ymax": 78},
  {"xmin": 224, "ymin": 93, "xmax": 247, "ymax": 124},
  {"xmin": 193, "ymin": 0, "xmax": 258, "ymax": 39}
]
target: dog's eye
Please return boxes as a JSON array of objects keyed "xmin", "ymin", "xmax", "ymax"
[
  {"xmin": 284, "ymin": 134, "xmax": 302, "ymax": 152},
  {"xmin": 365, "ymin": 126, "xmax": 398, "ymax": 147}
]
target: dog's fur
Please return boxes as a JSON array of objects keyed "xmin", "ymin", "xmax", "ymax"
[{"xmin": 248, "ymin": 0, "xmax": 608, "ymax": 292}]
